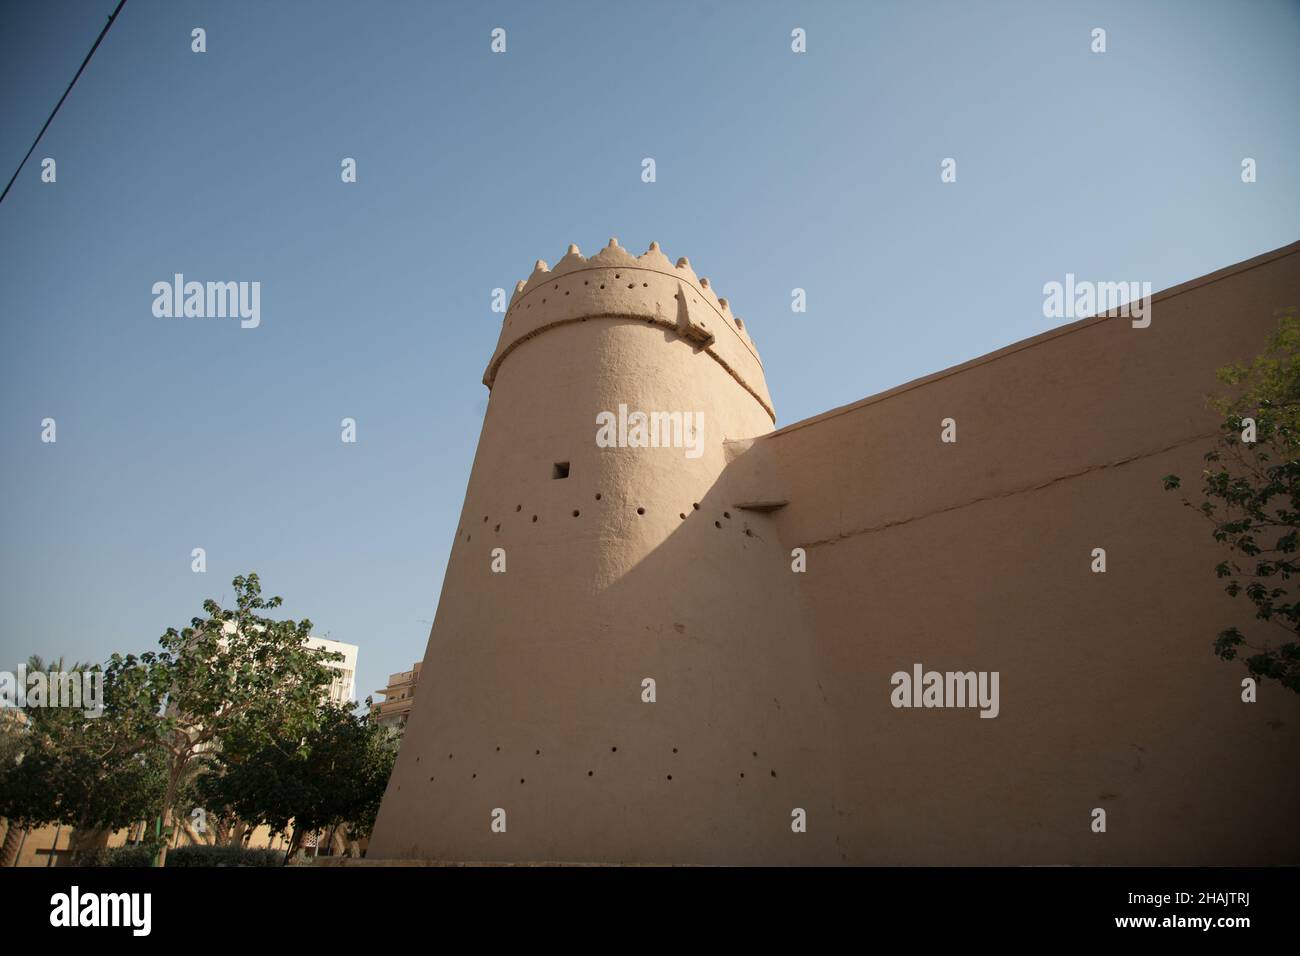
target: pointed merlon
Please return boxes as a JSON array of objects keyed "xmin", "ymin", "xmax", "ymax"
[
  {"xmin": 567, "ymin": 244, "xmax": 580, "ymax": 255},
  {"xmin": 535, "ymin": 259, "xmax": 549, "ymax": 272},
  {"xmin": 639, "ymin": 240, "xmax": 673, "ymax": 271},
  {"xmin": 700, "ymin": 277, "xmax": 710, "ymax": 288},
  {"xmin": 718, "ymin": 297, "xmax": 729, "ymax": 311},
  {"xmin": 676, "ymin": 257, "xmax": 689, "ymax": 268},
  {"xmin": 608, "ymin": 237, "xmax": 619, "ymax": 248}
]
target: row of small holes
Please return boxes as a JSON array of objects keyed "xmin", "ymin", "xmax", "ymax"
[
  {"xmin": 517, "ymin": 274, "xmax": 735, "ymax": 325},
  {"xmin": 429, "ymin": 749, "xmax": 770, "ymax": 785},
  {"xmin": 441, "ymin": 749, "xmax": 738, "ymax": 764},
  {"xmin": 475, "ymin": 502, "xmax": 759, "ymax": 538},
  {"xmin": 470, "ymin": 507, "xmax": 748, "ymax": 539},
  {"xmin": 431, "ymin": 770, "xmax": 776, "ymax": 783},
  {"xmin": 472, "ymin": 497, "xmax": 654, "ymax": 535},
  {"xmin": 445, "ymin": 745, "xmax": 698, "ymax": 758}
]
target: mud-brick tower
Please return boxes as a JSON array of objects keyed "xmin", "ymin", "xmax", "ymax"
[{"xmin": 368, "ymin": 239, "xmax": 832, "ymax": 864}]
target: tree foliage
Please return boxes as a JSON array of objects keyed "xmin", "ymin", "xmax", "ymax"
[
  {"xmin": 0, "ymin": 657, "xmax": 167, "ymax": 837},
  {"xmin": 1, "ymin": 574, "xmax": 347, "ymax": 865},
  {"xmin": 1164, "ymin": 309, "xmax": 1300, "ymax": 694},
  {"xmin": 105, "ymin": 573, "xmax": 339, "ymax": 863},
  {"xmin": 196, "ymin": 697, "xmax": 398, "ymax": 855}
]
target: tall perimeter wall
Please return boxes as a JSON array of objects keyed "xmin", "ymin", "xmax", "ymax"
[
  {"xmin": 370, "ymin": 240, "xmax": 1300, "ymax": 864},
  {"xmin": 761, "ymin": 240, "xmax": 1300, "ymax": 864}
]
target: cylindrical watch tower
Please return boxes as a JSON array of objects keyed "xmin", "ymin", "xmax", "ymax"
[{"xmin": 368, "ymin": 240, "xmax": 832, "ymax": 863}]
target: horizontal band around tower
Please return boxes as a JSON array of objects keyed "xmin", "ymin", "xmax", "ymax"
[{"xmin": 484, "ymin": 263, "xmax": 775, "ymax": 423}]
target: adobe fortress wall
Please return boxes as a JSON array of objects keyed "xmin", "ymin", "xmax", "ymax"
[
  {"xmin": 761, "ymin": 242, "xmax": 1300, "ymax": 863},
  {"xmin": 368, "ymin": 241, "xmax": 835, "ymax": 864},
  {"xmin": 368, "ymin": 239, "xmax": 1299, "ymax": 864}
]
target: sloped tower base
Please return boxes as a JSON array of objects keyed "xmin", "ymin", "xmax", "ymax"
[{"xmin": 368, "ymin": 241, "xmax": 833, "ymax": 863}]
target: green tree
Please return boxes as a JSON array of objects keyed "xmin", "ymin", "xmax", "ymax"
[
  {"xmin": 0, "ymin": 705, "xmax": 30, "ymax": 866},
  {"xmin": 1164, "ymin": 309, "xmax": 1300, "ymax": 694},
  {"xmin": 0, "ymin": 656, "xmax": 168, "ymax": 863},
  {"xmin": 106, "ymin": 573, "xmax": 339, "ymax": 865},
  {"xmin": 196, "ymin": 698, "xmax": 398, "ymax": 860}
]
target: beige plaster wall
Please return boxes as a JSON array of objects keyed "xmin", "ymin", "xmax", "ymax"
[
  {"xmin": 370, "ymin": 244, "xmax": 834, "ymax": 863},
  {"xmin": 371, "ymin": 241, "xmax": 1300, "ymax": 864},
  {"xmin": 764, "ymin": 242, "xmax": 1300, "ymax": 863}
]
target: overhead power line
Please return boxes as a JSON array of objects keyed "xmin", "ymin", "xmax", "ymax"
[{"xmin": 0, "ymin": 0, "xmax": 128, "ymax": 207}]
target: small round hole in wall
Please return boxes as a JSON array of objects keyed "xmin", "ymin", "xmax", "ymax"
[
  {"xmin": 714, "ymin": 521, "xmax": 721, "ymax": 528},
  {"xmin": 595, "ymin": 493, "xmax": 602, "ymax": 501},
  {"xmin": 636, "ymin": 507, "xmax": 645, "ymax": 515},
  {"xmin": 515, "ymin": 505, "xmax": 521, "ymax": 512},
  {"xmin": 572, "ymin": 509, "xmax": 580, "ymax": 517},
  {"xmin": 692, "ymin": 502, "xmax": 700, "ymax": 510},
  {"xmin": 679, "ymin": 513, "xmax": 686, "ymax": 520},
  {"xmin": 494, "ymin": 524, "xmax": 500, "ymax": 532},
  {"xmin": 532, "ymin": 515, "xmax": 538, "ymax": 522},
  {"xmin": 724, "ymin": 512, "xmax": 731, "ymax": 519}
]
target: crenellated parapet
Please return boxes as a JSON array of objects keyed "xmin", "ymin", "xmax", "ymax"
[{"xmin": 483, "ymin": 239, "xmax": 774, "ymax": 422}]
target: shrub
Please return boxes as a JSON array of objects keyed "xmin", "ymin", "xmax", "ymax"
[
  {"xmin": 78, "ymin": 842, "xmax": 158, "ymax": 867},
  {"xmin": 165, "ymin": 844, "xmax": 283, "ymax": 867},
  {"xmin": 108, "ymin": 843, "xmax": 159, "ymax": 867}
]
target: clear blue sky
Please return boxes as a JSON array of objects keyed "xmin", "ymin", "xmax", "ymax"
[{"xmin": 2, "ymin": 0, "xmax": 1297, "ymax": 706}]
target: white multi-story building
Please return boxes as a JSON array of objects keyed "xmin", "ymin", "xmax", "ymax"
[
  {"xmin": 216, "ymin": 621, "xmax": 358, "ymax": 706},
  {"xmin": 305, "ymin": 636, "xmax": 358, "ymax": 706}
]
